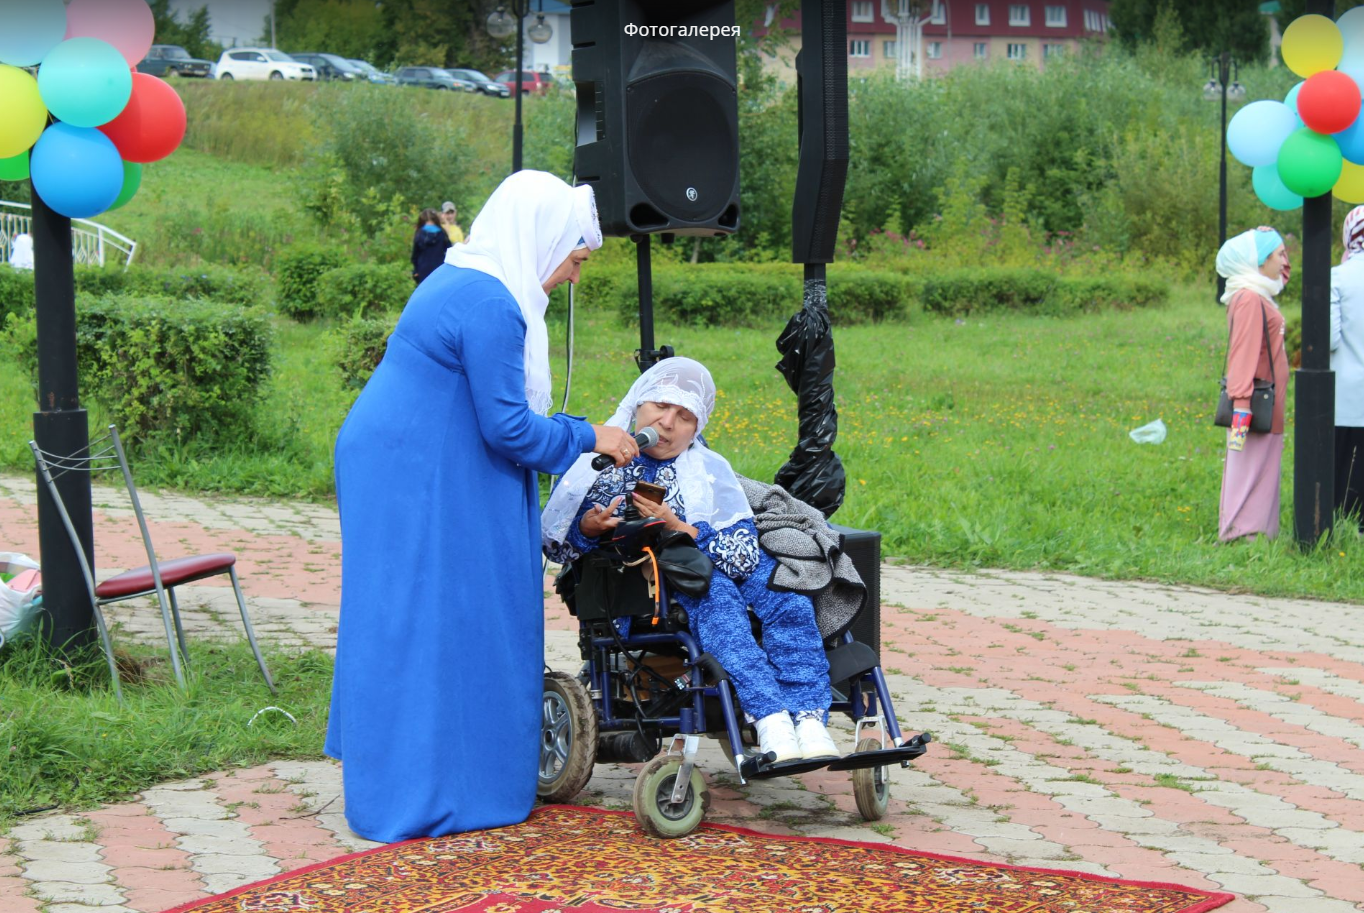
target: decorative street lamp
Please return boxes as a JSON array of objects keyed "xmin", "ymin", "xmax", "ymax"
[
  {"xmin": 1204, "ymin": 52, "xmax": 1245, "ymax": 303},
  {"xmin": 487, "ymin": 2, "xmax": 554, "ymax": 174}
]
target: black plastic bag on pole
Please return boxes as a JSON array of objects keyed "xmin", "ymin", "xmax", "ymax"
[{"xmin": 774, "ymin": 272, "xmax": 845, "ymax": 517}]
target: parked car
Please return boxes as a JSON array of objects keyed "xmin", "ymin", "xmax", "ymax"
[
  {"xmin": 446, "ymin": 68, "xmax": 510, "ymax": 98},
  {"xmin": 394, "ymin": 66, "xmax": 464, "ymax": 90},
  {"xmin": 494, "ymin": 70, "xmax": 552, "ymax": 95},
  {"xmin": 289, "ymin": 52, "xmax": 364, "ymax": 81},
  {"xmin": 348, "ymin": 59, "xmax": 397, "ymax": 85},
  {"xmin": 214, "ymin": 48, "xmax": 315, "ymax": 81},
  {"xmin": 434, "ymin": 69, "xmax": 478, "ymax": 92},
  {"xmin": 137, "ymin": 44, "xmax": 212, "ymax": 78}
]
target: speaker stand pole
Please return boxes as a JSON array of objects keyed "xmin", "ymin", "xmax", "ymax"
[
  {"xmin": 513, "ymin": 2, "xmax": 525, "ymax": 173},
  {"xmin": 635, "ymin": 235, "xmax": 656, "ymax": 373}
]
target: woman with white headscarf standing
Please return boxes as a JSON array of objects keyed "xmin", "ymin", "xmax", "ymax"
[
  {"xmin": 326, "ymin": 171, "xmax": 639, "ymax": 842},
  {"xmin": 1330, "ymin": 207, "xmax": 1364, "ymax": 529},
  {"xmin": 1215, "ymin": 227, "xmax": 1290, "ymax": 542}
]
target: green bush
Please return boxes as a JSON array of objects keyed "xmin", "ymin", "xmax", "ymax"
[
  {"xmin": 611, "ymin": 264, "xmax": 914, "ymax": 327},
  {"xmin": 73, "ymin": 296, "xmax": 272, "ymax": 439},
  {"xmin": 921, "ymin": 269, "xmax": 1169, "ymax": 316},
  {"xmin": 276, "ymin": 245, "xmax": 347, "ymax": 319},
  {"xmin": 330, "ymin": 314, "xmax": 398, "ymax": 391},
  {"xmin": 0, "ymin": 266, "xmax": 34, "ymax": 325},
  {"xmin": 315, "ymin": 263, "xmax": 412, "ymax": 319},
  {"xmin": 74, "ymin": 264, "xmax": 271, "ymax": 306}
]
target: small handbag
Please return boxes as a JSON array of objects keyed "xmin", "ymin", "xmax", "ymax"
[{"xmin": 1214, "ymin": 300, "xmax": 1277, "ymax": 434}]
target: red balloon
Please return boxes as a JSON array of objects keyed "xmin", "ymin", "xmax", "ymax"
[
  {"xmin": 1298, "ymin": 70, "xmax": 1362, "ymax": 135},
  {"xmin": 98, "ymin": 72, "xmax": 186, "ymax": 163}
]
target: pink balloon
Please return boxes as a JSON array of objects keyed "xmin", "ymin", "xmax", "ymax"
[{"xmin": 63, "ymin": 0, "xmax": 154, "ymax": 67}]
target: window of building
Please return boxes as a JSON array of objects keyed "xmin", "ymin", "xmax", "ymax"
[
  {"xmin": 1009, "ymin": 4, "xmax": 1030, "ymax": 26},
  {"xmin": 974, "ymin": 42, "xmax": 988, "ymax": 59},
  {"xmin": 850, "ymin": 39, "xmax": 871, "ymax": 57},
  {"xmin": 929, "ymin": 1, "xmax": 946, "ymax": 24},
  {"xmin": 1043, "ymin": 43, "xmax": 1065, "ymax": 58},
  {"xmin": 851, "ymin": 1, "xmax": 874, "ymax": 22},
  {"xmin": 1102, "ymin": 14, "xmax": 1110, "ymax": 31},
  {"xmin": 1007, "ymin": 42, "xmax": 1027, "ymax": 60},
  {"xmin": 928, "ymin": 41, "xmax": 943, "ymax": 59},
  {"xmin": 976, "ymin": 3, "xmax": 990, "ymax": 25},
  {"xmin": 884, "ymin": 40, "xmax": 897, "ymax": 58},
  {"xmin": 1045, "ymin": 5, "xmax": 1066, "ymax": 26}
]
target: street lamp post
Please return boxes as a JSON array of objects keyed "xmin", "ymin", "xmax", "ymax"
[
  {"xmin": 1204, "ymin": 52, "xmax": 1244, "ymax": 304},
  {"xmin": 487, "ymin": 2, "xmax": 554, "ymax": 175}
]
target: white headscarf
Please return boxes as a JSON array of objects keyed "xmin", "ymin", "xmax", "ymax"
[
  {"xmin": 1216, "ymin": 228, "xmax": 1283, "ymax": 306},
  {"xmin": 8, "ymin": 234, "xmax": 33, "ymax": 271},
  {"xmin": 445, "ymin": 171, "xmax": 602, "ymax": 414},
  {"xmin": 541, "ymin": 357, "xmax": 754, "ymax": 553}
]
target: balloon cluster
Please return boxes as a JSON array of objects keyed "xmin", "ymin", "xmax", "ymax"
[
  {"xmin": 1228, "ymin": 10, "xmax": 1364, "ymax": 211},
  {"xmin": 0, "ymin": 0, "xmax": 186, "ymax": 218}
]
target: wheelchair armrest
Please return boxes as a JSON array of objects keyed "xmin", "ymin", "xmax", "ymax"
[{"xmin": 826, "ymin": 641, "xmax": 879, "ymax": 685}]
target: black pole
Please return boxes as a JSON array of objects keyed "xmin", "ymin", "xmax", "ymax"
[
  {"xmin": 513, "ymin": 0, "xmax": 524, "ymax": 173},
  {"xmin": 1217, "ymin": 53, "xmax": 1229, "ymax": 304},
  {"xmin": 1296, "ymin": 0, "xmax": 1337, "ymax": 547},
  {"xmin": 30, "ymin": 189, "xmax": 96, "ymax": 654},
  {"xmin": 636, "ymin": 235, "xmax": 656, "ymax": 372}
]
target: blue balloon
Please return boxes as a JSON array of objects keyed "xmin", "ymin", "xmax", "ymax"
[
  {"xmin": 1285, "ymin": 82, "xmax": 1306, "ymax": 126},
  {"xmin": 0, "ymin": 0, "xmax": 67, "ymax": 67},
  {"xmin": 30, "ymin": 123, "xmax": 124, "ymax": 219},
  {"xmin": 1336, "ymin": 114, "xmax": 1364, "ymax": 165},
  {"xmin": 38, "ymin": 37, "xmax": 133, "ymax": 128},
  {"xmin": 1253, "ymin": 164, "xmax": 1304, "ymax": 212},
  {"xmin": 1228, "ymin": 100, "xmax": 1301, "ymax": 168}
]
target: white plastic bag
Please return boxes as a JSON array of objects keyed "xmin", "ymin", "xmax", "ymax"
[
  {"xmin": 0, "ymin": 552, "xmax": 42, "ymax": 649},
  {"xmin": 1128, "ymin": 419, "xmax": 1168, "ymax": 445}
]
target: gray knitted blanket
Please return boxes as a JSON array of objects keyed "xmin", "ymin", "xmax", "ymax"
[{"xmin": 737, "ymin": 475, "xmax": 865, "ymax": 639}]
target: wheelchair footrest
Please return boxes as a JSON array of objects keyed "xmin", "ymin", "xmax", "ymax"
[
  {"xmin": 825, "ymin": 732, "xmax": 933, "ymax": 771},
  {"xmin": 740, "ymin": 753, "xmax": 837, "ymax": 780}
]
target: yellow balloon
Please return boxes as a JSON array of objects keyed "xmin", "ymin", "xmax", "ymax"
[
  {"xmin": 0, "ymin": 65, "xmax": 47, "ymax": 159},
  {"xmin": 1283, "ymin": 14, "xmax": 1344, "ymax": 77},
  {"xmin": 1333, "ymin": 159, "xmax": 1364, "ymax": 202}
]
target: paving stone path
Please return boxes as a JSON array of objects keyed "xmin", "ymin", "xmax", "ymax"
[{"xmin": 2, "ymin": 473, "xmax": 1363, "ymax": 912}]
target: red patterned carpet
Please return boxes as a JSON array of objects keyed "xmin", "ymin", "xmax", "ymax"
[{"xmin": 161, "ymin": 806, "xmax": 1234, "ymax": 913}]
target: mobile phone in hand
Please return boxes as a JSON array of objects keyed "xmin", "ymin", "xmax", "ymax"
[{"xmin": 633, "ymin": 481, "xmax": 666, "ymax": 504}]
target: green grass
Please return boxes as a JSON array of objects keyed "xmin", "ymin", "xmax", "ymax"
[{"xmin": 0, "ymin": 637, "xmax": 333, "ymax": 827}]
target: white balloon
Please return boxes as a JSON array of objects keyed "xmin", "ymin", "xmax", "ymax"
[{"xmin": 1339, "ymin": 6, "xmax": 1364, "ymax": 64}]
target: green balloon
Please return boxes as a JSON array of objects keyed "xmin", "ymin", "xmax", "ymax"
[
  {"xmin": 0, "ymin": 151, "xmax": 28, "ymax": 182},
  {"xmin": 1277, "ymin": 127, "xmax": 1344, "ymax": 198},
  {"xmin": 108, "ymin": 161, "xmax": 142, "ymax": 211}
]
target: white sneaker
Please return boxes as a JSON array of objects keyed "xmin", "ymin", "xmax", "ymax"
[
  {"xmin": 794, "ymin": 717, "xmax": 841, "ymax": 760},
  {"xmin": 754, "ymin": 712, "xmax": 802, "ymax": 763}
]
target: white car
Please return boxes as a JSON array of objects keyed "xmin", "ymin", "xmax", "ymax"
[{"xmin": 214, "ymin": 48, "xmax": 315, "ymax": 81}]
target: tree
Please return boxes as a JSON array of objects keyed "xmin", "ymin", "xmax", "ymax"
[
  {"xmin": 148, "ymin": 0, "xmax": 221, "ymax": 61},
  {"xmin": 268, "ymin": 0, "xmax": 385, "ymax": 60},
  {"xmin": 1110, "ymin": 0, "xmax": 1270, "ymax": 63},
  {"xmin": 1277, "ymin": 0, "xmax": 1364, "ymax": 24},
  {"xmin": 371, "ymin": 0, "xmax": 509, "ymax": 71}
]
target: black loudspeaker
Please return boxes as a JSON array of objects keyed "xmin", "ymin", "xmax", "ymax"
[
  {"xmin": 830, "ymin": 523, "xmax": 880, "ymax": 660},
  {"xmin": 791, "ymin": 0, "xmax": 849, "ymax": 264},
  {"xmin": 571, "ymin": 0, "xmax": 741, "ymax": 238}
]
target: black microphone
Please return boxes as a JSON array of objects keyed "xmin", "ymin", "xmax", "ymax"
[{"xmin": 591, "ymin": 426, "xmax": 659, "ymax": 470}]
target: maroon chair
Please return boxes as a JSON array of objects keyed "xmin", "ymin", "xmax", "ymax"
[{"xmin": 30, "ymin": 425, "xmax": 274, "ymax": 701}]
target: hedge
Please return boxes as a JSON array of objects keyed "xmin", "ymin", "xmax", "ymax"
[
  {"xmin": 315, "ymin": 263, "xmax": 412, "ymax": 319},
  {"xmin": 2, "ymin": 264, "xmax": 270, "ymax": 327},
  {"xmin": 276, "ymin": 245, "xmax": 347, "ymax": 319},
  {"xmin": 6, "ymin": 296, "xmax": 272, "ymax": 440},
  {"xmin": 0, "ymin": 265, "xmax": 33, "ymax": 325},
  {"xmin": 921, "ymin": 268, "xmax": 1169, "ymax": 316},
  {"xmin": 331, "ymin": 314, "xmax": 398, "ymax": 391}
]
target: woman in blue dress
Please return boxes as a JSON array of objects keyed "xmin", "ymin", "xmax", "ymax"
[{"xmin": 325, "ymin": 171, "xmax": 639, "ymax": 843}]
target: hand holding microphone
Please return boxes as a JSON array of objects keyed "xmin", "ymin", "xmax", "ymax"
[{"xmin": 590, "ymin": 426, "xmax": 658, "ymax": 470}]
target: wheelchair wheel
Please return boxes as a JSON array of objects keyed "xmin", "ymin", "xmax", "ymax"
[
  {"xmin": 851, "ymin": 737, "xmax": 891, "ymax": 821},
  {"xmin": 632, "ymin": 755, "xmax": 710, "ymax": 839},
  {"xmin": 538, "ymin": 671, "xmax": 598, "ymax": 804}
]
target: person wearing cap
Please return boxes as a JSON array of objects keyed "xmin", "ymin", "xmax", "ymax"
[
  {"xmin": 1215, "ymin": 227, "xmax": 1290, "ymax": 542},
  {"xmin": 440, "ymin": 200, "xmax": 464, "ymax": 244},
  {"xmin": 326, "ymin": 171, "xmax": 637, "ymax": 842}
]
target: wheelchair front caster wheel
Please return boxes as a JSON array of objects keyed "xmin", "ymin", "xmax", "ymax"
[
  {"xmin": 851, "ymin": 737, "xmax": 891, "ymax": 821},
  {"xmin": 632, "ymin": 755, "xmax": 710, "ymax": 839},
  {"xmin": 538, "ymin": 671, "xmax": 598, "ymax": 803}
]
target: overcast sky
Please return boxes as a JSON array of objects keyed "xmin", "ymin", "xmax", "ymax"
[{"xmin": 167, "ymin": 0, "xmax": 274, "ymax": 49}]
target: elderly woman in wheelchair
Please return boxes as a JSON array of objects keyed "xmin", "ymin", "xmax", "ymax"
[{"xmin": 541, "ymin": 357, "xmax": 930, "ymax": 837}]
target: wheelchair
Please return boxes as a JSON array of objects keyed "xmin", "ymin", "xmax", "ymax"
[{"xmin": 538, "ymin": 511, "xmax": 933, "ymax": 838}]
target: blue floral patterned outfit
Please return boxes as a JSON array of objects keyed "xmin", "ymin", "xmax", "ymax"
[{"xmin": 546, "ymin": 453, "xmax": 831, "ymax": 722}]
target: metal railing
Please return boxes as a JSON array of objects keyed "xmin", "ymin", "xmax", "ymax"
[{"xmin": 1, "ymin": 200, "xmax": 138, "ymax": 270}]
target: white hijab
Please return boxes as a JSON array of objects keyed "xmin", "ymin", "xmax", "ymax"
[
  {"xmin": 541, "ymin": 357, "xmax": 754, "ymax": 552},
  {"xmin": 8, "ymin": 234, "xmax": 33, "ymax": 271},
  {"xmin": 445, "ymin": 171, "xmax": 602, "ymax": 414},
  {"xmin": 1216, "ymin": 229, "xmax": 1283, "ymax": 306}
]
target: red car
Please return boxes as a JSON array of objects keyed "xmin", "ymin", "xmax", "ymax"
[{"xmin": 494, "ymin": 70, "xmax": 552, "ymax": 95}]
